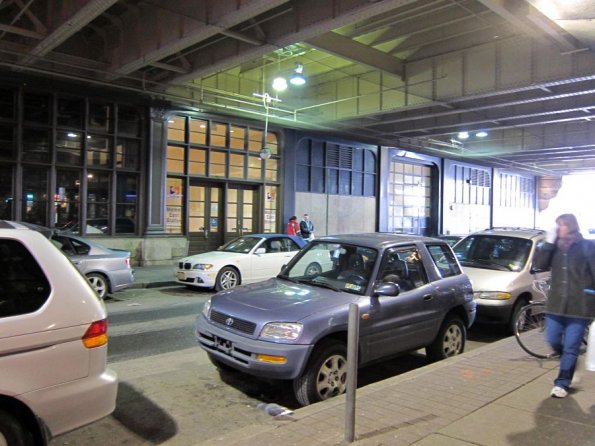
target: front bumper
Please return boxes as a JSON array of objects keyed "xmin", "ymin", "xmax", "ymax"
[
  {"xmin": 176, "ymin": 269, "xmax": 216, "ymax": 288},
  {"xmin": 475, "ymin": 298, "xmax": 514, "ymax": 323},
  {"xmin": 196, "ymin": 314, "xmax": 313, "ymax": 380}
]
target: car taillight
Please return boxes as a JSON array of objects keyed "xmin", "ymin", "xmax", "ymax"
[
  {"xmin": 82, "ymin": 319, "xmax": 108, "ymax": 348},
  {"xmin": 125, "ymin": 257, "xmax": 130, "ymax": 267}
]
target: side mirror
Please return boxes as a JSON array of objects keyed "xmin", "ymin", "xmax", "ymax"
[
  {"xmin": 254, "ymin": 247, "xmax": 266, "ymax": 255},
  {"xmin": 373, "ymin": 282, "xmax": 400, "ymax": 297}
]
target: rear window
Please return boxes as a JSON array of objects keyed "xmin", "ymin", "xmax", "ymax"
[
  {"xmin": 427, "ymin": 244, "xmax": 461, "ymax": 278},
  {"xmin": 0, "ymin": 238, "xmax": 51, "ymax": 317}
]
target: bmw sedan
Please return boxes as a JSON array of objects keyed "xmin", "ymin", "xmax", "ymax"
[
  {"xmin": 176, "ymin": 234, "xmax": 307, "ymax": 291},
  {"xmin": 49, "ymin": 233, "xmax": 135, "ymax": 299}
]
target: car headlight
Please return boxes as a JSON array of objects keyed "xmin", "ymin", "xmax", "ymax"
[
  {"xmin": 474, "ymin": 291, "xmax": 512, "ymax": 300},
  {"xmin": 193, "ymin": 263, "xmax": 214, "ymax": 270},
  {"xmin": 202, "ymin": 299, "xmax": 211, "ymax": 317},
  {"xmin": 260, "ymin": 322, "xmax": 303, "ymax": 341}
]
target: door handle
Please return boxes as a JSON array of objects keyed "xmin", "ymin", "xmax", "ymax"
[
  {"xmin": 422, "ymin": 294, "xmax": 433, "ymax": 301},
  {"xmin": 200, "ymin": 227, "xmax": 208, "ymax": 238}
]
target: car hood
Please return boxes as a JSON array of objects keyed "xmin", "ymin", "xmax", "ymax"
[
  {"xmin": 179, "ymin": 251, "xmax": 242, "ymax": 264},
  {"xmin": 463, "ymin": 267, "xmax": 522, "ymax": 292},
  {"xmin": 211, "ymin": 278, "xmax": 358, "ymax": 322}
]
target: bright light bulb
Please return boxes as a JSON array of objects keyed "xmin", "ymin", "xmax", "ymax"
[
  {"xmin": 476, "ymin": 131, "xmax": 488, "ymax": 138},
  {"xmin": 457, "ymin": 131, "xmax": 469, "ymax": 139},
  {"xmin": 272, "ymin": 76, "xmax": 287, "ymax": 92}
]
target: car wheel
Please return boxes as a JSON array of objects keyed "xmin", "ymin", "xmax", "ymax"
[
  {"xmin": 86, "ymin": 273, "xmax": 109, "ymax": 299},
  {"xmin": 215, "ymin": 267, "xmax": 240, "ymax": 291},
  {"xmin": 305, "ymin": 262, "xmax": 322, "ymax": 276},
  {"xmin": 426, "ymin": 315, "xmax": 466, "ymax": 362},
  {"xmin": 293, "ymin": 340, "xmax": 347, "ymax": 406},
  {"xmin": 509, "ymin": 297, "xmax": 528, "ymax": 335},
  {"xmin": 0, "ymin": 409, "xmax": 35, "ymax": 446}
]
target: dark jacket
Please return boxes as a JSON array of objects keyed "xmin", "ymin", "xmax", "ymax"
[
  {"xmin": 299, "ymin": 219, "xmax": 314, "ymax": 239},
  {"xmin": 536, "ymin": 237, "xmax": 595, "ymax": 318}
]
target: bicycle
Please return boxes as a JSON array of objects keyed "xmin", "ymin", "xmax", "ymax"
[{"xmin": 514, "ymin": 278, "xmax": 589, "ymax": 359}]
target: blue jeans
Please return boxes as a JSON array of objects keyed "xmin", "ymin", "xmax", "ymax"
[{"xmin": 545, "ymin": 314, "xmax": 589, "ymax": 390}]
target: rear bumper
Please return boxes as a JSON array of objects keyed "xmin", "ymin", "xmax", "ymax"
[
  {"xmin": 21, "ymin": 368, "xmax": 118, "ymax": 438},
  {"xmin": 110, "ymin": 269, "xmax": 135, "ymax": 292}
]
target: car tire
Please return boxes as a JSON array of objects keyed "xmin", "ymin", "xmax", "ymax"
[
  {"xmin": 0, "ymin": 409, "xmax": 35, "ymax": 446},
  {"xmin": 215, "ymin": 267, "xmax": 240, "ymax": 291},
  {"xmin": 86, "ymin": 273, "xmax": 109, "ymax": 299},
  {"xmin": 305, "ymin": 262, "xmax": 322, "ymax": 276},
  {"xmin": 509, "ymin": 297, "xmax": 528, "ymax": 335},
  {"xmin": 293, "ymin": 340, "xmax": 347, "ymax": 406},
  {"xmin": 426, "ymin": 315, "xmax": 466, "ymax": 362}
]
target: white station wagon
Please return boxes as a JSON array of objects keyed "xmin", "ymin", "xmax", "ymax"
[{"xmin": 0, "ymin": 221, "xmax": 118, "ymax": 444}]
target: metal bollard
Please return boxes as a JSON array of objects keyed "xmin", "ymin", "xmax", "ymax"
[{"xmin": 345, "ymin": 303, "xmax": 359, "ymax": 443}]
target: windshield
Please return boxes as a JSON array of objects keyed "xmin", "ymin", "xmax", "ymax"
[
  {"xmin": 279, "ymin": 241, "xmax": 378, "ymax": 295},
  {"xmin": 218, "ymin": 236, "xmax": 261, "ymax": 253},
  {"xmin": 453, "ymin": 235, "xmax": 532, "ymax": 272}
]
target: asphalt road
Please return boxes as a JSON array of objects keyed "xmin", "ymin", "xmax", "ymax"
[{"xmin": 50, "ymin": 286, "xmax": 508, "ymax": 446}]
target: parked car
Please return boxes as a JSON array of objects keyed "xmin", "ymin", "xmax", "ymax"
[
  {"xmin": 176, "ymin": 234, "xmax": 307, "ymax": 291},
  {"xmin": 0, "ymin": 220, "xmax": 118, "ymax": 444},
  {"xmin": 18, "ymin": 222, "xmax": 134, "ymax": 299},
  {"xmin": 452, "ymin": 227, "xmax": 549, "ymax": 333},
  {"xmin": 437, "ymin": 234, "xmax": 465, "ymax": 247},
  {"xmin": 49, "ymin": 232, "xmax": 134, "ymax": 299},
  {"xmin": 60, "ymin": 217, "xmax": 136, "ymax": 234},
  {"xmin": 196, "ymin": 233, "xmax": 476, "ymax": 406}
]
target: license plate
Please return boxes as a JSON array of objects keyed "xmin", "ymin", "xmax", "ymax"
[{"xmin": 176, "ymin": 271, "xmax": 186, "ymax": 280}]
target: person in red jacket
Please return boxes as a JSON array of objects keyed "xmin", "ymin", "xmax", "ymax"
[{"xmin": 287, "ymin": 216, "xmax": 300, "ymax": 237}]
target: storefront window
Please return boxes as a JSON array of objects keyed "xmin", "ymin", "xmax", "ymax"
[
  {"xmin": 118, "ymin": 105, "xmax": 142, "ymax": 137},
  {"xmin": 189, "ymin": 148, "xmax": 206, "ymax": 175},
  {"xmin": 89, "ymin": 102, "xmax": 113, "ymax": 133},
  {"xmin": 56, "ymin": 131, "xmax": 82, "ymax": 165},
  {"xmin": 189, "ymin": 118, "xmax": 206, "ymax": 144},
  {"xmin": 55, "ymin": 170, "xmax": 80, "ymax": 229},
  {"xmin": 116, "ymin": 174, "xmax": 137, "ymax": 234},
  {"xmin": 22, "ymin": 128, "xmax": 51, "ymax": 163},
  {"xmin": 116, "ymin": 138, "xmax": 140, "ymax": 170},
  {"xmin": 0, "ymin": 124, "xmax": 14, "ymax": 160},
  {"xmin": 57, "ymin": 97, "xmax": 83, "ymax": 128},
  {"xmin": 87, "ymin": 135, "xmax": 111, "ymax": 167},
  {"xmin": 22, "ymin": 167, "xmax": 48, "ymax": 225},
  {"xmin": 86, "ymin": 171, "xmax": 110, "ymax": 234},
  {"xmin": 167, "ymin": 145, "xmax": 185, "ymax": 173},
  {"xmin": 209, "ymin": 150, "xmax": 226, "ymax": 177},
  {"xmin": 0, "ymin": 164, "xmax": 12, "ymax": 219},
  {"xmin": 23, "ymin": 92, "xmax": 50, "ymax": 124}
]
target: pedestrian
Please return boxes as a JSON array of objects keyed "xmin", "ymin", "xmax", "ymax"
[
  {"xmin": 534, "ymin": 213, "xmax": 595, "ymax": 398},
  {"xmin": 299, "ymin": 213, "xmax": 315, "ymax": 242},
  {"xmin": 287, "ymin": 216, "xmax": 300, "ymax": 237}
]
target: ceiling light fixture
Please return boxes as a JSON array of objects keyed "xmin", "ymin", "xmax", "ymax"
[
  {"xmin": 272, "ymin": 76, "xmax": 288, "ymax": 92},
  {"xmin": 289, "ymin": 62, "xmax": 306, "ymax": 86},
  {"xmin": 476, "ymin": 131, "xmax": 488, "ymax": 137},
  {"xmin": 457, "ymin": 131, "xmax": 469, "ymax": 139}
]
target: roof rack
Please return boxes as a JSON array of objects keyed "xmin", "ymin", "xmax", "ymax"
[{"xmin": 485, "ymin": 227, "xmax": 545, "ymax": 232}]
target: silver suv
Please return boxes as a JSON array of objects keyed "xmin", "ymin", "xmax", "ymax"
[
  {"xmin": 196, "ymin": 233, "xmax": 476, "ymax": 406},
  {"xmin": 0, "ymin": 221, "xmax": 118, "ymax": 444},
  {"xmin": 453, "ymin": 228, "xmax": 549, "ymax": 333}
]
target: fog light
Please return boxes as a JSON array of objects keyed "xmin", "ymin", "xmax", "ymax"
[{"xmin": 256, "ymin": 354, "xmax": 287, "ymax": 364}]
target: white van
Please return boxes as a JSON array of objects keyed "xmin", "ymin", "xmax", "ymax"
[
  {"xmin": 0, "ymin": 221, "xmax": 118, "ymax": 444},
  {"xmin": 453, "ymin": 228, "xmax": 549, "ymax": 333}
]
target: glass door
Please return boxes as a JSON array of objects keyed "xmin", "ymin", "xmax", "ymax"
[
  {"xmin": 225, "ymin": 184, "xmax": 257, "ymax": 243},
  {"xmin": 187, "ymin": 182, "xmax": 224, "ymax": 254}
]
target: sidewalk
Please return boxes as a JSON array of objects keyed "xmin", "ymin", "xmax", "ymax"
[
  {"xmin": 131, "ymin": 265, "xmax": 595, "ymax": 446},
  {"xmin": 131, "ymin": 264, "xmax": 178, "ymax": 289}
]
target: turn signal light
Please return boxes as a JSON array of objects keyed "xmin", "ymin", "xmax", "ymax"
[
  {"xmin": 82, "ymin": 319, "xmax": 108, "ymax": 348},
  {"xmin": 256, "ymin": 354, "xmax": 287, "ymax": 364}
]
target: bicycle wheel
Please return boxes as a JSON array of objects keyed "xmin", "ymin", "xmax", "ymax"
[{"xmin": 514, "ymin": 302, "xmax": 556, "ymax": 359}]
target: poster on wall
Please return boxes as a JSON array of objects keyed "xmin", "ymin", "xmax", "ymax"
[{"xmin": 166, "ymin": 206, "xmax": 182, "ymax": 227}]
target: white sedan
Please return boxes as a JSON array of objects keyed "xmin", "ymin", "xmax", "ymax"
[{"xmin": 175, "ymin": 234, "xmax": 307, "ymax": 291}]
